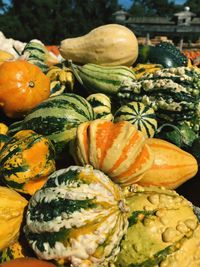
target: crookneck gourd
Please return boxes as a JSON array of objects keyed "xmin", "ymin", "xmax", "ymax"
[
  {"xmin": 24, "ymin": 165, "xmax": 129, "ymax": 267},
  {"xmin": 117, "ymin": 66, "xmax": 200, "ymax": 132},
  {"xmin": 8, "ymin": 93, "xmax": 94, "ymax": 155},
  {"xmin": 0, "ymin": 130, "xmax": 56, "ymax": 195},
  {"xmin": 72, "ymin": 119, "xmax": 154, "ymax": 186},
  {"xmin": 0, "ymin": 186, "xmax": 27, "ymax": 251},
  {"xmin": 116, "ymin": 185, "xmax": 200, "ymax": 267}
]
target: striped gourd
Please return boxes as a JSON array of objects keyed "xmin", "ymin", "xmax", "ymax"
[
  {"xmin": 8, "ymin": 93, "xmax": 94, "ymax": 155},
  {"xmin": 0, "ymin": 130, "xmax": 56, "ymax": 195},
  {"xmin": 20, "ymin": 40, "xmax": 50, "ymax": 72},
  {"xmin": 24, "ymin": 165, "xmax": 129, "ymax": 267},
  {"xmin": 86, "ymin": 93, "xmax": 113, "ymax": 121},
  {"xmin": 116, "ymin": 185, "xmax": 200, "ymax": 267},
  {"xmin": 114, "ymin": 101, "xmax": 157, "ymax": 138},
  {"xmin": 71, "ymin": 62, "xmax": 136, "ymax": 95},
  {"xmin": 0, "ymin": 241, "xmax": 29, "ymax": 263},
  {"xmin": 72, "ymin": 119, "xmax": 154, "ymax": 186},
  {"xmin": 137, "ymin": 138, "xmax": 198, "ymax": 189},
  {"xmin": 46, "ymin": 65, "xmax": 75, "ymax": 97},
  {"xmin": 117, "ymin": 67, "xmax": 200, "ymax": 132}
]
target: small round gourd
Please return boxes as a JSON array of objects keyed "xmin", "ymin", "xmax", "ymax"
[
  {"xmin": 86, "ymin": 93, "xmax": 113, "ymax": 121},
  {"xmin": 72, "ymin": 119, "xmax": 154, "ymax": 186},
  {"xmin": 0, "ymin": 130, "xmax": 56, "ymax": 195},
  {"xmin": 24, "ymin": 165, "xmax": 129, "ymax": 267},
  {"xmin": 0, "ymin": 60, "xmax": 50, "ymax": 118},
  {"xmin": 114, "ymin": 101, "xmax": 157, "ymax": 138}
]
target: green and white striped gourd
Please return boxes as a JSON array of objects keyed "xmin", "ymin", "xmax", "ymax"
[
  {"xmin": 71, "ymin": 62, "xmax": 136, "ymax": 95},
  {"xmin": 24, "ymin": 165, "xmax": 129, "ymax": 267},
  {"xmin": 86, "ymin": 93, "xmax": 113, "ymax": 121},
  {"xmin": 20, "ymin": 40, "xmax": 50, "ymax": 73},
  {"xmin": 117, "ymin": 67, "xmax": 200, "ymax": 132},
  {"xmin": 114, "ymin": 101, "xmax": 157, "ymax": 138},
  {"xmin": 8, "ymin": 93, "xmax": 94, "ymax": 155}
]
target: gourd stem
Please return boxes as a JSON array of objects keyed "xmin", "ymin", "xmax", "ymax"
[
  {"xmin": 67, "ymin": 60, "xmax": 84, "ymax": 85},
  {"xmin": 29, "ymin": 81, "xmax": 35, "ymax": 88},
  {"xmin": 118, "ymin": 200, "xmax": 129, "ymax": 213}
]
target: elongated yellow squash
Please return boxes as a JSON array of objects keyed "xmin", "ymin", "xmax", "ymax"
[
  {"xmin": 59, "ymin": 24, "xmax": 138, "ymax": 66},
  {"xmin": 138, "ymin": 138, "xmax": 198, "ymax": 189}
]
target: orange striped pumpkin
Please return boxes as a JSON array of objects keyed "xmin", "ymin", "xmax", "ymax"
[
  {"xmin": 72, "ymin": 119, "xmax": 154, "ymax": 186},
  {"xmin": 137, "ymin": 138, "xmax": 198, "ymax": 189}
]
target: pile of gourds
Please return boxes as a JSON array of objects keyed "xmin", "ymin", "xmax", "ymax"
[{"xmin": 0, "ymin": 24, "xmax": 200, "ymax": 267}]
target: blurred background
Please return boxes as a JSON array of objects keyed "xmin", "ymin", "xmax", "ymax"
[{"xmin": 0, "ymin": 0, "xmax": 199, "ymax": 48}]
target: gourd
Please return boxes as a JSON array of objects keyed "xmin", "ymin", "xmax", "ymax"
[
  {"xmin": 0, "ymin": 123, "xmax": 8, "ymax": 150},
  {"xmin": 0, "ymin": 258, "xmax": 57, "ymax": 267},
  {"xmin": 0, "ymin": 241, "xmax": 26, "ymax": 263},
  {"xmin": 117, "ymin": 67, "xmax": 200, "ymax": 132},
  {"xmin": 46, "ymin": 65, "xmax": 75, "ymax": 97},
  {"xmin": 0, "ymin": 186, "xmax": 27, "ymax": 251},
  {"xmin": 24, "ymin": 165, "xmax": 129, "ymax": 267},
  {"xmin": 0, "ymin": 130, "xmax": 56, "ymax": 195},
  {"xmin": 60, "ymin": 24, "xmax": 138, "ymax": 67},
  {"xmin": 114, "ymin": 101, "xmax": 157, "ymax": 138},
  {"xmin": 8, "ymin": 93, "xmax": 94, "ymax": 155},
  {"xmin": 72, "ymin": 119, "xmax": 154, "ymax": 186},
  {"xmin": 137, "ymin": 138, "xmax": 198, "ymax": 189},
  {"xmin": 137, "ymin": 42, "xmax": 188, "ymax": 68},
  {"xmin": 86, "ymin": 93, "xmax": 113, "ymax": 121},
  {"xmin": 0, "ymin": 60, "xmax": 50, "ymax": 118},
  {"xmin": 116, "ymin": 185, "xmax": 200, "ymax": 267},
  {"xmin": 20, "ymin": 40, "xmax": 59, "ymax": 73},
  {"xmin": 71, "ymin": 62, "xmax": 136, "ymax": 95},
  {"xmin": 131, "ymin": 63, "xmax": 162, "ymax": 79},
  {"xmin": 0, "ymin": 50, "xmax": 14, "ymax": 65}
]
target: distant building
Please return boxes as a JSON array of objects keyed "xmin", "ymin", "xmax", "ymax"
[{"xmin": 112, "ymin": 7, "xmax": 200, "ymax": 47}]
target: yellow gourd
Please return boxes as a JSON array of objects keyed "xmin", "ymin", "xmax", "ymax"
[
  {"xmin": 0, "ymin": 50, "xmax": 14, "ymax": 65},
  {"xmin": 0, "ymin": 123, "xmax": 8, "ymax": 150},
  {"xmin": 137, "ymin": 138, "xmax": 198, "ymax": 189},
  {"xmin": 0, "ymin": 186, "xmax": 27, "ymax": 251},
  {"xmin": 60, "ymin": 24, "xmax": 138, "ymax": 67}
]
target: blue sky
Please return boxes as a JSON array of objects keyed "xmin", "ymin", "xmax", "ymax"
[{"xmin": 119, "ymin": 0, "xmax": 186, "ymax": 8}]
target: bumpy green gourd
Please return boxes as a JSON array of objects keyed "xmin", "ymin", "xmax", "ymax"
[
  {"xmin": 116, "ymin": 185, "xmax": 200, "ymax": 267},
  {"xmin": 117, "ymin": 67, "xmax": 200, "ymax": 131}
]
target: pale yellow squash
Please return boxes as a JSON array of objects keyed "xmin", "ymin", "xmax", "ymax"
[{"xmin": 60, "ymin": 24, "xmax": 138, "ymax": 66}]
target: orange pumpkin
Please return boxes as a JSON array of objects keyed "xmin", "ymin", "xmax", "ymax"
[
  {"xmin": 137, "ymin": 138, "xmax": 198, "ymax": 189},
  {"xmin": 72, "ymin": 119, "xmax": 154, "ymax": 186},
  {"xmin": 0, "ymin": 60, "xmax": 50, "ymax": 118},
  {"xmin": 1, "ymin": 258, "xmax": 56, "ymax": 267}
]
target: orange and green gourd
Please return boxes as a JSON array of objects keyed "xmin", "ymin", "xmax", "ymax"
[{"xmin": 0, "ymin": 129, "xmax": 56, "ymax": 195}]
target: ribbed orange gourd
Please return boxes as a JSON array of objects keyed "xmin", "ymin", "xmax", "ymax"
[
  {"xmin": 72, "ymin": 119, "xmax": 154, "ymax": 186},
  {"xmin": 137, "ymin": 138, "xmax": 198, "ymax": 189}
]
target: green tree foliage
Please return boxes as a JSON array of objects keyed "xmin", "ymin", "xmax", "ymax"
[
  {"xmin": 0, "ymin": 0, "xmax": 119, "ymax": 44},
  {"xmin": 129, "ymin": 0, "xmax": 182, "ymax": 17},
  {"xmin": 184, "ymin": 0, "xmax": 200, "ymax": 17}
]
